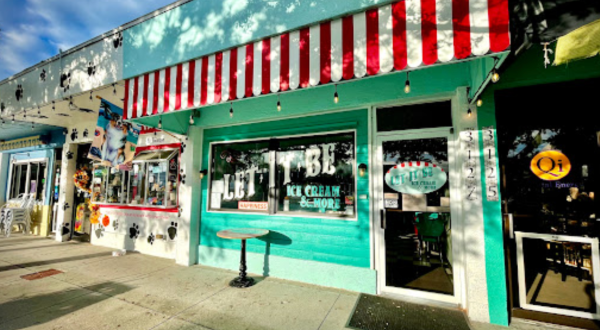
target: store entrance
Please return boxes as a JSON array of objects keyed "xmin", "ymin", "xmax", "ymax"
[
  {"xmin": 71, "ymin": 143, "xmax": 94, "ymax": 242},
  {"xmin": 497, "ymin": 79, "xmax": 600, "ymax": 321}
]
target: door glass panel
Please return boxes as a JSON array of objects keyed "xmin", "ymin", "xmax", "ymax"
[
  {"xmin": 29, "ymin": 163, "xmax": 39, "ymax": 198},
  {"xmin": 382, "ymin": 137, "xmax": 453, "ymax": 295}
]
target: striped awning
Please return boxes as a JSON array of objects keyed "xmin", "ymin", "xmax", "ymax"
[{"xmin": 124, "ymin": 0, "xmax": 510, "ymax": 120}]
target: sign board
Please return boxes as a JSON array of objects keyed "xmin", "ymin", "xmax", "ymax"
[
  {"xmin": 384, "ymin": 161, "xmax": 447, "ymax": 195},
  {"xmin": 530, "ymin": 150, "xmax": 571, "ymax": 181},
  {"xmin": 238, "ymin": 201, "xmax": 269, "ymax": 211}
]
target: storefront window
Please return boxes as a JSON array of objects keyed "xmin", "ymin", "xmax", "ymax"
[
  {"xmin": 92, "ymin": 165, "xmax": 107, "ymax": 203},
  {"xmin": 208, "ymin": 132, "xmax": 356, "ymax": 218},
  {"xmin": 209, "ymin": 141, "xmax": 271, "ymax": 212},
  {"xmin": 9, "ymin": 161, "xmax": 48, "ymax": 201},
  {"xmin": 128, "ymin": 163, "xmax": 146, "ymax": 205},
  {"xmin": 106, "ymin": 167, "xmax": 125, "ymax": 203},
  {"xmin": 276, "ymin": 133, "xmax": 355, "ymax": 217}
]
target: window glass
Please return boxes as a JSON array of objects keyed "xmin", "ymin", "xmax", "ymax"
[
  {"xmin": 38, "ymin": 162, "xmax": 47, "ymax": 202},
  {"xmin": 128, "ymin": 163, "xmax": 147, "ymax": 205},
  {"xmin": 376, "ymin": 102, "xmax": 452, "ymax": 132},
  {"xmin": 13, "ymin": 164, "xmax": 27, "ymax": 198},
  {"xmin": 106, "ymin": 167, "xmax": 124, "ymax": 203},
  {"xmin": 166, "ymin": 157, "xmax": 179, "ymax": 207},
  {"xmin": 147, "ymin": 162, "xmax": 167, "ymax": 206},
  {"xmin": 91, "ymin": 165, "xmax": 107, "ymax": 203},
  {"xmin": 209, "ymin": 141, "xmax": 271, "ymax": 212},
  {"xmin": 276, "ymin": 133, "xmax": 355, "ymax": 217}
]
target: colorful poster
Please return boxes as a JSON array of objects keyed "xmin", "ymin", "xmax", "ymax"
[{"xmin": 88, "ymin": 99, "xmax": 140, "ymax": 168}]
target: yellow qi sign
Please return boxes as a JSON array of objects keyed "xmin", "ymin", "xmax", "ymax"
[{"xmin": 530, "ymin": 151, "xmax": 571, "ymax": 181}]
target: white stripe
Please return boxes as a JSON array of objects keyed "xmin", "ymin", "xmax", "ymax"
[
  {"xmin": 168, "ymin": 66, "xmax": 177, "ymax": 112},
  {"xmin": 127, "ymin": 79, "xmax": 134, "ymax": 118},
  {"xmin": 236, "ymin": 46, "xmax": 246, "ymax": 99},
  {"xmin": 379, "ymin": 5, "xmax": 394, "ymax": 73},
  {"xmin": 331, "ymin": 19, "xmax": 343, "ymax": 82},
  {"xmin": 193, "ymin": 59, "xmax": 201, "ymax": 106},
  {"xmin": 470, "ymin": 0, "xmax": 490, "ymax": 56},
  {"xmin": 437, "ymin": 0, "xmax": 454, "ymax": 62},
  {"xmin": 253, "ymin": 40, "xmax": 262, "ymax": 96},
  {"xmin": 181, "ymin": 62, "xmax": 189, "ymax": 108},
  {"xmin": 207, "ymin": 55, "xmax": 215, "ymax": 104},
  {"xmin": 270, "ymin": 36, "xmax": 280, "ymax": 93},
  {"xmin": 158, "ymin": 69, "xmax": 166, "ymax": 113},
  {"xmin": 137, "ymin": 75, "xmax": 144, "ymax": 117},
  {"xmin": 405, "ymin": 0, "xmax": 423, "ymax": 67},
  {"xmin": 222, "ymin": 50, "xmax": 230, "ymax": 102},
  {"xmin": 353, "ymin": 12, "xmax": 367, "ymax": 78},
  {"xmin": 289, "ymin": 30, "xmax": 300, "ymax": 90},
  {"xmin": 147, "ymin": 72, "xmax": 154, "ymax": 114},
  {"xmin": 309, "ymin": 25, "xmax": 320, "ymax": 86}
]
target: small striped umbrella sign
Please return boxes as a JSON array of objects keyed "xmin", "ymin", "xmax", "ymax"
[{"xmin": 385, "ymin": 161, "xmax": 447, "ymax": 194}]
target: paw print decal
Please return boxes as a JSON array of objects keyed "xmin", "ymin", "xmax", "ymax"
[
  {"xmin": 62, "ymin": 222, "xmax": 70, "ymax": 236},
  {"xmin": 113, "ymin": 32, "xmax": 123, "ymax": 49},
  {"xmin": 147, "ymin": 233, "xmax": 155, "ymax": 245},
  {"xmin": 40, "ymin": 69, "xmax": 46, "ymax": 82},
  {"xmin": 15, "ymin": 85, "xmax": 24, "ymax": 101},
  {"xmin": 129, "ymin": 223, "xmax": 140, "ymax": 239},
  {"xmin": 70, "ymin": 129, "xmax": 78, "ymax": 141},
  {"xmin": 83, "ymin": 129, "xmax": 89, "ymax": 138},
  {"xmin": 95, "ymin": 224, "xmax": 105, "ymax": 239},
  {"xmin": 167, "ymin": 222, "xmax": 178, "ymax": 240},
  {"xmin": 87, "ymin": 62, "xmax": 96, "ymax": 77},
  {"xmin": 113, "ymin": 218, "xmax": 119, "ymax": 231},
  {"xmin": 60, "ymin": 72, "xmax": 71, "ymax": 92}
]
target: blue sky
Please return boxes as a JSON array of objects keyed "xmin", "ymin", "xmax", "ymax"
[{"xmin": 0, "ymin": 0, "xmax": 177, "ymax": 80}]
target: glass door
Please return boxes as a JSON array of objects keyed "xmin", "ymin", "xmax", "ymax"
[{"xmin": 376, "ymin": 130, "xmax": 458, "ymax": 301}]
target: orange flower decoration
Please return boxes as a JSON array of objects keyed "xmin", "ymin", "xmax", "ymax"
[{"xmin": 102, "ymin": 215, "xmax": 110, "ymax": 227}]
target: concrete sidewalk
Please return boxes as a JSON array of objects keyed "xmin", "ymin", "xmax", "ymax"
[{"xmin": 0, "ymin": 235, "xmax": 580, "ymax": 330}]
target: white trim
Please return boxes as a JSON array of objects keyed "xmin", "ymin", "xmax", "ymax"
[{"xmin": 515, "ymin": 231, "xmax": 600, "ymax": 320}]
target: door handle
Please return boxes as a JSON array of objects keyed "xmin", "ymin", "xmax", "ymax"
[{"xmin": 380, "ymin": 209, "xmax": 387, "ymax": 229}]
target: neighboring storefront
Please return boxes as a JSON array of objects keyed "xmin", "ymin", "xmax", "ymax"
[{"xmin": 0, "ymin": 131, "xmax": 65, "ymax": 236}]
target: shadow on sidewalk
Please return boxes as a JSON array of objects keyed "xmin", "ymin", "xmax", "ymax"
[
  {"xmin": 0, "ymin": 252, "xmax": 110, "ymax": 272},
  {"xmin": 0, "ymin": 281, "xmax": 133, "ymax": 330}
]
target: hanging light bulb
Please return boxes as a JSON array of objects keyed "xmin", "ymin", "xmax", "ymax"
[
  {"xmin": 52, "ymin": 100, "xmax": 55, "ymax": 110},
  {"xmin": 31, "ymin": 121, "xmax": 34, "ymax": 130},
  {"xmin": 23, "ymin": 109, "xmax": 26, "ymax": 118},
  {"xmin": 12, "ymin": 114, "xmax": 15, "ymax": 124},
  {"xmin": 90, "ymin": 91, "xmax": 93, "ymax": 100},
  {"xmin": 158, "ymin": 117, "xmax": 162, "ymax": 129},
  {"xmin": 277, "ymin": 94, "xmax": 281, "ymax": 112},
  {"xmin": 189, "ymin": 113, "xmax": 194, "ymax": 125},
  {"xmin": 404, "ymin": 71, "xmax": 411, "ymax": 94},
  {"xmin": 491, "ymin": 69, "xmax": 500, "ymax": 83},
  {"xmin": 333, "ymin": 85, "xmax": 339, "ymax": 104},
  {"xmin": 467, "ymin": 108, "xmax": 472, "ymax": 117},
  {"xmin": 229, "ymin": 103, "xmax": 234, "ymax": 118},
  {"xmin": 476, "ymin": 98, "xmax": 483, "ymax": 107},
  {"xmin": 69, "ymin": 96, "xmax": 73, "ymax": 106},
  {"xmin": 37, "ymin": 105, "xmax": 41, "ymax": 115},
  {"xmin": 113, "ymin": 83, "xmax": 117, "ymax": 94}
]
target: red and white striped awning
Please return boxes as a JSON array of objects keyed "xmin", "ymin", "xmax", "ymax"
[{"xmin": 124, "ymin": 0, "xmax": 509, "ymax": 120}]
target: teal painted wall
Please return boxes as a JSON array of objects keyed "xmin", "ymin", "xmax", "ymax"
[
  {"xmin": 124, "ymin": 0, "xmax": 394, "ymax": 78},
  {"xmin": 200, "ymin": 109, "xmax": 370, "ymax": 268}
]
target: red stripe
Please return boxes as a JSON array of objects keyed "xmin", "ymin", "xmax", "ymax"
[
  {"xmin": 201, "ymin": 57, "xmax": 208, "ymax": 105},
  {"xmin": 366, "ymin": 9, "xmax": 380, "ymax": 75},
  {"xmin": 392, "ymin": 1, "xmax": 407, "ymax": 70},
  {"xmin": 488, "ymin": 0, "xmax": 510, "ymax": 52},
  {"xmin": 299, "ymin": 27, "xmax": 310, "ymax": 88},
  {"xmin": 320, "ymin": 21, "xmax": 331, "ymax": 84},
  {"xmin": 245, "ymin": 43, "xmax": 254, "ymax": 97},
  {"xmin": 142, "ymin": 74, "xmax": 149, "ymax": 116},
  {"xmin": 262, "ymin": 39, "xmax": 271, "ymax": 94},
  {"xmin": 230, "ymin": 48, "xmax": 238, "ymax": 100},
  {"xmin": 132, "ymin": 76, "xmax": 139, "ymax": 119},
  {"xmin": 175, "ymin": 64, "xmax": 183, "ymax": 110},
  {"xmin": 453, "ymin": 0, "xmax": 471, "ymax": 60},
  {"xmin": 215, "ymin": 52, "xmax": 223, "ymax": 103},
  {"xmin": 280, "ymin": 33, "xmax": 290, "ymax": 91},
  {"xmin": 188, "ymin": 60, "xmax": 195, "ymax": 108},
  {"xmin": 163, "ymin": 67, "xmax": 170, "ymax": 112},
  {"xmin": 153, "ymin": 72, "xmax": 159, "ymax": 115},
  {"xmin": 123, "ymin": 79, "xmax": 129, "ymax": 120},
  {"xmin": 342, "ymin": 16, "xmax": 354, "ymax": 80},
  {"xmin": 421, "ymin": 0, "xmax": 438, "ymax": 65}
]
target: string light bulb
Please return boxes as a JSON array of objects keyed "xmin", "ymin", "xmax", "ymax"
[
  {"xmin": 467, "ymin": 108, "xmax": 472, "ymax": 117},
  {"xmin": 334, "ymin": 85, "xmax": 339, "ymax": 104},
  {"xmin": 52, "ymin": 100, "xmax": 55, "ymax": 110},
  {"xmin": 229, "ymin": 103, "xmax": 234, "ymax": 118},
  {"xmin": 491, "ymin": 69, "xmax": 500, "ymax": 83},
  {"xmin": 31, "ymin": 121, "xmax": 34, "ymax": 130},
  {"xmin": 158, "ymin": 117, "xmax": 162, "ymax": 129},
  {"xmin": 12, "ymin": 114, "xmax": 15, "ymax": 124},
  {"xmin": 404, "ymin": 71, "xmax": 411, "ymax": 94},
  {"xmin": 90, "ymin": 91, "xmax": 93, "ymax": 100},
  {"xmin": 476, "ymin": 99, "xmax": 483, "ymax": 107},
  {"xmin": 37, "ymin": 105, "xmax": 41, "ymax": 115},
  {"xmin": 23, "ymin": 109, "xmax": 26, "ymax": 118},
  {"xmin": 189, "ymin": 113, "xmax": 194, "ymax": 125},
  {"xmin": 113, "ymin": 83, "xmax": 117, "ymax": 94},
  {"xmin": 277, "ymin": 94, "xmax": 281, "ymax": 112}
]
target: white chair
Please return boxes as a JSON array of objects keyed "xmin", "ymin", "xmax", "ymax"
[{"xmin": 0, "ymin": 194, "xmax": 34, "ymax": 237}]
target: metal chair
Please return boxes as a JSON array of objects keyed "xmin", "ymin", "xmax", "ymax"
[
  {"xmin": 0, "ymin": 194, "xmax": 34, "ymax": 237},
  {"xmin": 415, "ymin": 213, "xmax": 448, "ymax": 264}
]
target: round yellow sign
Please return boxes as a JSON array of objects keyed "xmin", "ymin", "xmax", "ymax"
[{"xmin": 530, "ymin": 150, "xmax": 571, "ymax": 181}]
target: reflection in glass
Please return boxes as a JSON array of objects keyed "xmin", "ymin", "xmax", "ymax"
[
  {"xmin": 128, "ymin": 163, "xmax": 146, "ymax": 205},
  {"xmin": 92, "ymin": 165, "xmax": 107, "ymax": 203},
  {"xmin": 382, "ymin": 137, "xmax": 453, "ymax": 295}
]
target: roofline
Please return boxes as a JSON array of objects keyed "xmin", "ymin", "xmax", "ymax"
[{"xmin": 0, "ymin": 0, "xmax": 193, "ymax": 85}]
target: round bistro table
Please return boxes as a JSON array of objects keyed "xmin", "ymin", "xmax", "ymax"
[{"xmin": 217, "ymin": 228, "xmax": 269, "ymax": 288}]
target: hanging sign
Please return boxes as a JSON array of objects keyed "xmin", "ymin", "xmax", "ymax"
[
  {"xmin": 530, "ymin": 150, "xmax": 571, "ymax": 181},
  {"xmin": 385, "ymin": 162, "xmax": 447, "ymax": 195},
  {"xmin": 88, "ymin": 99, "xmax": 141, "ymax": 168}
]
